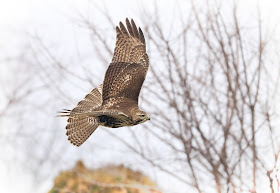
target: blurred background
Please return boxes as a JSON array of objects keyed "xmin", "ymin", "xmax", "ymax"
[{"xmin": 1, "ymin": 0, "xmax": 280, "ymax": 192}]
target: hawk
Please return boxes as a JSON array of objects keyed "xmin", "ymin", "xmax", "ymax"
[{"xmin": 59, "ymin": 18, "xmax": 150, "ymax": 146}]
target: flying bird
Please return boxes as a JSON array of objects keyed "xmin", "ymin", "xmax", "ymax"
[{"xmin": 59, "ymin": 18, "xmax": 150, "ymax": 146}]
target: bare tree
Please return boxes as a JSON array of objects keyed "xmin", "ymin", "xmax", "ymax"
[{"xmin": 76, "ymin": 1, "xmax": 280, "ymax": 193}]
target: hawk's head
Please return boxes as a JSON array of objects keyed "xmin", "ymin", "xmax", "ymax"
[{"xmin": 132, "ymin": 109, "xmax": 150, "ymax": 125}]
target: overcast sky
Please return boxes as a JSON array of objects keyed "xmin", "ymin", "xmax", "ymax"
[{"xmin": 1, "ymin": 0, "xmax": 280, "ymax": 193}]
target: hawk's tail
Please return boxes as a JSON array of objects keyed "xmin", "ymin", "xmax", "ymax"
[
  {"xmin": 58, "ymin": 85, "xmax": 103, "ymax": 146},
  {"xmin": 66, "ymin": 116, "xmax": 99, "ymax": 146}
]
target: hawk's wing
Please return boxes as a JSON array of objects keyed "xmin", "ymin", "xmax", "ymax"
[{"xmin": 102, "ymin": 18, "xmax": 149, "ymax": 102}]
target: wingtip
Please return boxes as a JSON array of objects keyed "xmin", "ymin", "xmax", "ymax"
[
  {"xmin": 138, "ymin": 27, "xmax": 145, "ymax": 45},
  {"xmin": 115, "ymin": 26, "xmax": 119, "ymax": 34},
  {"xmin": 119, "ymin": 21, "xmax": 129, "ymax": 35}
]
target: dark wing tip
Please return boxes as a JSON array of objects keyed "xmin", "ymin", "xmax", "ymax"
[
  {"xmin": 125, "ymin": 18, "xmax": 130, "ymax": 26},
  {"xmin": 130, "ymin": 19, "xmax": 140, "ymax": 39},
  {"xmin": 125, "ymin": 18, "xmax": 134, "ymax": 37},
  {"xmin": 119, "ymin": 21, "xmax": 128, "ymax": 35},
  {"xmin": 116, "ymin": 26, "xmax": 121, "ymax": 35},
  {"xmin": 138, "ymin": 27, "xmax": 145, "ymax": 45},
  {"xmin": 116, "ymin": 18, "xmax": 145, "ymax": 45}
]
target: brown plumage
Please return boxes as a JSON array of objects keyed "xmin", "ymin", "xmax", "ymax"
[{"xmin": 58, "ymin": 18, "xmax": 150, "ymax": 146}]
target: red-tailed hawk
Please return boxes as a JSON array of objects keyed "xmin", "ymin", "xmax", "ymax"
[{"xmin": 59, "ymin": 18, "xmax": 150, "ymax": 146}]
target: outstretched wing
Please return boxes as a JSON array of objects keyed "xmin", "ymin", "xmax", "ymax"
[{"xmin": 102, "ymin": 18, "xmax": 149, "ymax": 102}]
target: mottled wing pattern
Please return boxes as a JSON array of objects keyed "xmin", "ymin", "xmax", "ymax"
[
  {"xmin": 102, "ymin": 18, "xmax": 149, "ymax": 103},
  {"xmin": 66, "ymin": 85, "xmax": 102, "ymax": 146},
  {"xmin": 112, "ymin": 18, "xmax": 149, "ymax": 68},
  {"xmin": 102, "ymin": 62, "xmax": 146, "ymax": 102}
]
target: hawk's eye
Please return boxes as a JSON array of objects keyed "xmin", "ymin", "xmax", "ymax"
[{"xmin": 139, "ymin": 114, "xmax": 145, "ymax": 118}]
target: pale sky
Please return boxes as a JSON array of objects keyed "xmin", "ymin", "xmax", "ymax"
[{"xmin": 0, "ymin": 0, "xmax": 280, "ymax": 193}]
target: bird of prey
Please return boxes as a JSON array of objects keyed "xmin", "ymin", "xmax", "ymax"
[{"xmin": 59, "ymin": 18, "xmax": 150, "ymax": 146}]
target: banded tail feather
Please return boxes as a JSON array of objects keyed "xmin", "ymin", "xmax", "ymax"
[{"xmin": 58, "ymin": 85, "xmax": 103, "ymax": 146}]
